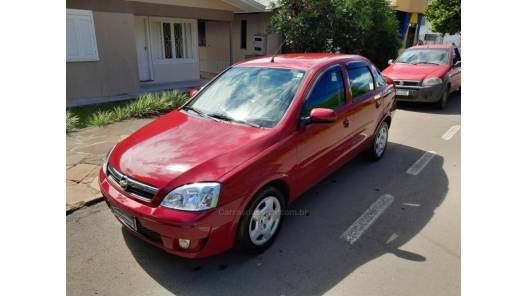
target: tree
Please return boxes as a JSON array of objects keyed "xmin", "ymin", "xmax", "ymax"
[
  {"xmin": 270, "ymin": 0, "xmax": 401, "ymax": 68},
  {"xmin": 424, "ymin": 0, "xmax": 461, "ymax": 35}
]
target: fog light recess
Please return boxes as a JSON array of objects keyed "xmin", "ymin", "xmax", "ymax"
[{"xmin": 179, "ymin": 239, "xmax": 191, "ymax": 249}]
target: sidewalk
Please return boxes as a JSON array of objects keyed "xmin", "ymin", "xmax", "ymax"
[{"xmin": 66, "ymin": 118, "xmax": 154, "ymax": 212}]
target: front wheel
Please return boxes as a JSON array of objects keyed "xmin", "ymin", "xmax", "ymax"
[
  {"xmin": 436, "ymin": 87, "xmax": 450, "ymax": 109},
  {"xmin": 368, "ymin": 121, "xmax": 389, "ymax": 161},
  {"xmin": 235, "ymin": 186, "xmax": 285, "ymax": 254}
]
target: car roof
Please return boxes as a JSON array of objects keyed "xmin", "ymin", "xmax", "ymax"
[
  {"xmin": 234, "ymin": 53, "xmax": 369, "ymax": 70},
  {"xmin": 409, "ymin": 44, "xmax": 455, "ymax": 50}
]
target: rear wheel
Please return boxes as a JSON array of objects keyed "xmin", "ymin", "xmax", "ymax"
[
  {"xmin": 368, "ymin": 121, "xmax": 389, "ymax": 161},
  {"xmin": 235, "ymin": 186, "xmax": 285, "ymax": 254}
]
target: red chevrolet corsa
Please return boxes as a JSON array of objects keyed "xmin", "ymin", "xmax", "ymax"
[
  {"xmin": 99, "ymin": 53, "xmax": 396, "ymax": 258},
  {"xmin": 382, "ymin": 44, "xmax": 461, "ymax": 108}
]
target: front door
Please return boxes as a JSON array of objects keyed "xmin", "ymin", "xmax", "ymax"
[
  {"xmin": 294, "ymin": 65, "xmax": 351, "ymax": 187},
  {"xmin": 135, "ymin": 16, "xmax": 152, "ymax": 81}
]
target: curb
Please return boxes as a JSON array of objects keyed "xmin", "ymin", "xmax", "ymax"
[{"xmin": 66, "ymin": 196, "xmax": 105, "ymax": 215}]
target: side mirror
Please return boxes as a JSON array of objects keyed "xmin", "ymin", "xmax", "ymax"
[
  {"xmin": 189, "ymin": 88, "xmax": 199, "ymax": 97},
  {"xmin": 454, "ymin": 61, "xmax": 461, "ymax": 68},
  {"xmin": 310, "ymin": 108, "xmax": 337, "ymax": 123},
  {"xmin": 388, "ymin": 59, "xmax": 394, "ymax": 65},
  {"xmin": 383, "ymin": 75, "xmax": 394, "ymax": 85}
]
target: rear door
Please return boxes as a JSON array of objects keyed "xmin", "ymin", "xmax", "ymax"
[{"xmin": 344, "ymin": 62, "xmax": 381, "ymax": 151}]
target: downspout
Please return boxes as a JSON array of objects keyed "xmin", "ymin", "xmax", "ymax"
[{"xmin": 229, "ymin": 20, "xmax": 233, "ymax": 65}]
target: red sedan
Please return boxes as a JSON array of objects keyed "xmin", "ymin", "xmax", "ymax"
[
  {"xmin": 99, "ymin": 53, "xmax": 396, "ymax": 258},
  {"xmin": 382, "ymin": 44, "xmax": 461, "ymax": 108}
]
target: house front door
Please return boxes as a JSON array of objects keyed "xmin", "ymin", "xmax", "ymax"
[{"xmin": 135, "ymin": 16, "xmax": 152, "ymax": 81}]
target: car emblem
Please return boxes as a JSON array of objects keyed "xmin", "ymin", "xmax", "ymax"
[
  {"xmin": 119, "ymin": 176, "xmax": 129, "ymax": 190},
  {"xmin": 399, "ymin": 81, "xmax": 404, "ymax": 86}
]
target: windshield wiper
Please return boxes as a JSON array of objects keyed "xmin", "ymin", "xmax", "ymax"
[
  {"xmin": 207, "ymin": 112, "xmax": 261, "ymax": 128},
  {"xmin": 181, "ymin": 106, "xmax": 210, "ymax": 118},
  {"xmin": 414, "ymin": 62, "xmax": 440, "ymax": 65}
]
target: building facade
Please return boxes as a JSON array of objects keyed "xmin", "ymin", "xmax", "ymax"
[
  {"xmin": 417, "ymin": 0, "xmax": 461, "ymax": 47},
  {"xmin": 389, "ymin": 0, "xmax": 427, "ymax": 50},
  {"xmin": 66, "ymin": 0, "xmax": 278, "ymax": 106}
]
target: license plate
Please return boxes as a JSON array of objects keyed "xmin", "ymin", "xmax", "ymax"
[
  {"xmin": 111, "ymin": 206, "xmax": 137, "ymax": 231},
  {"xmin": 396, "ymin": 89, "xmax": 410, "ymax": 96}
]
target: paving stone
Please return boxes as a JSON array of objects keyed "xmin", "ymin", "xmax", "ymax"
[
  {"xmin": 66, "ymin": 181, "xmax": 101, "ymax": 211},
  {"xmin": 67, "ymin": 164, "xmax": 99, "ymax": 182},
  {"xmin": 81, "ymin": 167, "xmax": 101, "ymax": 185},
  {"xmin": 89, "ymin": 177, "xmax": 101, "ymax": 191},
  {"xmin": 67, "ymin": 152, "xmax": 86, "ymax": 166}
]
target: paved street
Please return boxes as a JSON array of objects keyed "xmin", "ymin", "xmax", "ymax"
[{"xmin": 67, "ymin": 94, "xmax": 461, "ymax": 296}]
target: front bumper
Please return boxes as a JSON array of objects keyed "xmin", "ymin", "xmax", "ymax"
[
  {"xmin": 395, "ymin": 84, "xmax": 443, "ymax": 103},
  {"xmin": 98, "ymin": 169, "xmax": 245, "ymax": 259}
]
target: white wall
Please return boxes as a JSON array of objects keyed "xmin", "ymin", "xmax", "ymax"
[
  {"xmin": 232, "ymin": 12, "xmax": 281, "ymax": 63},
  {"xmin": 198, "ymin": 21, "xmax": 231, "ymax": 76},
  {"xmin": 418, "ymin": 19, "xmax": 461, "ymax": 48}
]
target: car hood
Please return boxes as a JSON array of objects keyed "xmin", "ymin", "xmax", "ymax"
[
  {"xmin": 382, "ymin": 64, "xmax": 449, "ymax": 81},
  {"xmin": 109, "ymin": 110, "xmax": 272, "ymax": 188}
]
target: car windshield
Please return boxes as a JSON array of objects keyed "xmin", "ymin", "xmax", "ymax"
[
  {"xmin": 396, "ymin": 49, "xmax": 449, "ymax": 65},
  {"xmin": 185, "ymin": 67, "xmax": 306, "ymax": 128}
]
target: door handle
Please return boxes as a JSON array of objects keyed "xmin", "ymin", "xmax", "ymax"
[
  {"xmin": 374, "ymin": 94, "xmax": 382, "ymax": 108},
  {"xmin": 343, "ymin": 118, "xmax": 350, "ymax": 128}
]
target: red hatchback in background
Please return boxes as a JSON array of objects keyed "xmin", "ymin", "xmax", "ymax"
[
  {"xmin": 99, "ymin": 53, "xmax": 396, "ymax": 259},
  {"xmin": 382, "ymin": 44, "xmax": 461, "ymax": 108}
]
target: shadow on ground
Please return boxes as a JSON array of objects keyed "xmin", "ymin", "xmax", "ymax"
[
  {"xmin": 122, "ymin": 143, "xmax": 449, "ymax": 296},
  {"xmin": 397, "ymin": 92, "xmax": 461, "ymax": 115}
]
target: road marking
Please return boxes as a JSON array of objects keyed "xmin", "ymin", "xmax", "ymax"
[
  {"xmin": 340, "ymin": 194, "xmax": 394, "ymax": 245},
  {"xmin": 406, "ymin": 151, "xmax": 436, "ymax": 176},
  {"xmin": 441, "ymin": 125, "xmax": 461, "ymax": 140}
]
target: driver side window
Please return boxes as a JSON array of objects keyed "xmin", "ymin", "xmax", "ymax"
[{"xmin": 302, "ymin": 66, "xmax": 346, "ymax": 117}]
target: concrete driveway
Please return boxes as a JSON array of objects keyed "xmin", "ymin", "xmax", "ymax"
[{"xmin": 67, "ymin": 95, "xmax": 461, "ymax": 296}]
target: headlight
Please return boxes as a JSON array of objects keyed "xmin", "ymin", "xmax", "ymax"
[
  {"xmin": 422, "ymin": 77, "xmax": 442, "ymax": 87},
  {"xmin": 161, "ymin": 182, "xmax": 221, "ymax": 211},
  {"xmin": 102, "ymin": 145, "xmax": 116, "ymax": 174}
]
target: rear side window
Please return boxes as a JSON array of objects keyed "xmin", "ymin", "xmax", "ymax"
[
  {"xmin": 371, "ymin": 66, "xmax": 386, "ymax": 88},
  {"xmin": 303, "ymin": 67, "xmax": 346, "ymax": 117},
  {"xmin": 347, "ymin": 66, "xmax": 375, "ymax": 100}
]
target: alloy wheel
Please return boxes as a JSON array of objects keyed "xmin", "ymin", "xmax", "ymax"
[
  {"xmin": 249, "ymin": 196, "xmax": 282, "ymax": 246},
  {"xmin": 374, "ymin": 124, "xmax": 388, "ymax": 157}
]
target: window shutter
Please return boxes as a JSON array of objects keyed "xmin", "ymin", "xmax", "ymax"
[{"xmin": 66, "ymin": 9, "xmax": 99, "ymax": 62}]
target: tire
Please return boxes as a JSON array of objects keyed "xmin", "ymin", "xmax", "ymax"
[
  {"xmin": 436, "ymin": 86, "xmax": 450, "ymax": 109},
  {"xmin": 368, "ymin": 121, "xmax": 389, "ymax": 161},
  {"xmin": 235, "ymin": 186, "xmax": 285, "ymax": 254}
]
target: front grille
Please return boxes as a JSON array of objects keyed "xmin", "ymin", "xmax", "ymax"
[
  {"xmin": 394, "ymin": 80, "xmax": 421, "ymax": 87},
  {"xmin": 137, "ymin": 222, "xmax": 162, "ymax": 243},
  {"xmin": 107, "ymin": 165, "xmax": 158, "ymax": 200}
]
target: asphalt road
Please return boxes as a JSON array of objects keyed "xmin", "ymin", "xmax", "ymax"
[{"xmin": 67, "ymin": 94, "xmax": 461, "ymax": 296}]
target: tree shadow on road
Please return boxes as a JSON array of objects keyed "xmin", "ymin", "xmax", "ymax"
[
  {"xmin": 397, "ymin": 93, "xmax": 461, "ymax": 115},
  {"xmin": 122, "ymin": 143, "xmax": 451, "ymax": 296}
]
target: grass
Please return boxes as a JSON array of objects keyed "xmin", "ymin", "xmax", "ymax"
[{"xmin": 66, "ymin": 90, "xmax": 189, "ymax": 132}]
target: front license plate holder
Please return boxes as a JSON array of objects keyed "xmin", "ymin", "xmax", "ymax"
[
  {"xmin": 396, "ymin": 89, "xmax": 410, "ymax": 96},
  {"xmin": 111, "ymin": 206, "xmax": 137, "ymax": 231}
]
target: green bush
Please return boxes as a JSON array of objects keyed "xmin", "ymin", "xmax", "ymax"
[
  {"xmin": 89, "ymin": 110, "xmax": 115, "ymax": 127},
  {"xmin": 67, "ymin": 90, "xmax": 190, "ymax": 131},
  {"xmin": 112, "ymin": 105, "xmax": 131, "ymax": 121},
  {"xmin": 66, "ymin": 111, "xmax": 80, "ymax": 133}
]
